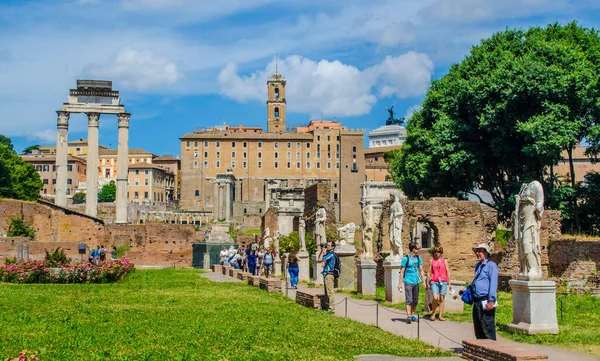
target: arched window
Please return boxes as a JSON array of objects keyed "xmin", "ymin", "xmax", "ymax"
[
  {"xmin": 194, "ymin": 190, "xmax": 200, "ymax": 197},
  {"xmin": 274, "ymin": 107, "xmax": 279, "ymax": 118},
  {"xmin": 274, "ymin": 88, "xmax": 280, "ymax": 100}
]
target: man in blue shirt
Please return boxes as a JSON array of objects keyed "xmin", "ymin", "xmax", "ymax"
[
  {"xmin": 470, "ymin": 243, "xmax": 499, "ymax": 340},
  {"xmin": 318, "ymin": 241, "xmax": 336, "ymax": 314}
]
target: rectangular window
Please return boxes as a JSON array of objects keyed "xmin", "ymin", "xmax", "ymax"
[
  {"xmin": 274, "ymin": 161, "xmax": 279, "ymax": 168},
  {"xmin": 216, "ymin": 152, "xmax": 220, "ymax": 158},
  {"xmin": 204, "ymin": 152, "xmax": 208, "ymax": 158},
  {"xmin": 317, "ymin": 162, "xmax": 321, "ymax": 169},
  {"xmin": 67, "ymin": 179, "xmax": 72, "ymax": 185},
  {"xmin": 204, "ymin": 161, "xmax": 208, "ymax": 168},
  {"xmin": 336, "ymin": 144, "xmax": 340, "ymax": 151},
  {"xmin": 306, "ymin": 142, "xmax": 311, "ymax": 149},
  {"xmin": 194, "ymin": 161, "xmax": 198, "ymax": 168},
  {"xmin": 336, "ymin": 162, "xmax": 340, "ymax": 169},
  {"xmin": 296, "ymin": 162, "xmax": 300, "ymax": 168},
  {"xmin": 353, "ymin": 146, "xmax": 357, "ymax": 152},
  {"xmin": 232, "ymin": 141, "xmax": 236, "ymax": 147},
  {"xmin": 317, "ymin": 136, "xmax": 321, "ymax": 141},
  {"xmin": 43, "ymin": 179, "xmax": 48, "ymax": 185},
  {"xmin": 287, "ymin": 142, "xmax": 291, "ymax": 148},
  {"xmin": 204, "ymin": 141, "xmax": 208, "ymax": 147},
  {"xmin": 327, "ymin": 144, "xmax": 331, "ymax": 151},
  {"xmin": 258, "ymin": 142, "xmax": 262, "ymax": 148},
  {"xmin": 145, "ymin": 170, "xmax": 149, "ymax": 175},
  {"xmin": 258, "ymin": 152, "xmax": 262, "ymax": 159},
  {"xmin": 231, "ymin": 161, "xmax": 236, "ymax": 168},
  {"xmin": 327, "ymin": 162, "xmax": 331, "ymax": 169},
  {"xmin": 337, "ymin": 136, "xmax": 340, "ymax": 141},
  {"xmin": 316, "ymin": 152, "xmax": 321, "ymax": 159},
  {"xmin": 243, "ymin": 152, "xmax": 247, "ymax": 159},
  {"xmin": 306, "ymin": 152, "xmax": 310, "ymax": 159},
  {"xmin": 232, "ymin": 152, "xmax": 236, "ymax": 158},
  {"xmin": 186, "ymin": 141, "xmax": 190, "ymax": 147},
  {"xmin": 317, "ymin": 144, "xmax": 321, "ymax": 151},
  {"xmin": 287, "ymin": 152, "xmax": 291, "ymax": 159},
  {"xmin": 274, "ymin": 142, "xmax": 279, "ymax": 149},
  {"xmin": 258, "ymin": 161, "xmax": 262, "ymax": 168},
  {"xmin": 67, "ymin": 165, "xmax": 72, "ymax": 171},
  {"xmin": 275, "ymin": 152, "xmax": 279, "ymax": 159},
  {"xmin": 135, "ymin": 170, "xmax": 139, "ymax": 175},
  {"xmin": 216, "ymin": 161, "xmax": 220, "ymax": 168},
  {"xmin": 327, "ymin": 135, "xmax": 331, "ymax": 141},
  {"xmin": 194, "ymin": 141, "xmax": 198, "ymax": 147},
  {"xmin": 134, "ymin": 179, "xmax": 139, "ymax": 185},
  {"xmin": 145, "ymin": 179, "xmax": 149, "ymax": 185},
  {"xmin": 243, "ymin": 142, "xmax": 247, "ymax": 148},
  {"xmin": 134, "ymin": 191, "xmax": 139, "ymax": 199},
  {"xmin": 306, "ymin": 162, "xmax": 310, "ymax": 169},
  {"xmin": 144, "ymin": 191, "xmax": 149, "ymax": 199},
  {"xmin": 287, "ymin": 162, "xmax": 291, "ymax": 168},
  {"xmin": 328, "ymin": 152, "xmax": 331, "ymax": 159},
  {"xmin": 336, "ymin": 152, "xmax": 340, "ymax": 159},
  {"xmin": 296, "ymin": 152, "xmax": 300, "ymax": 159},
  {"xmin": 52, "ymin": 179, "xmax": 56, "ymax": 184},
  {"xmin": 216, "ymin": 141, "xmax": 220, "ymax": 147},
  {"xmin": 243, "ymin": 161, "xmax": 247, "ymax": 168}
]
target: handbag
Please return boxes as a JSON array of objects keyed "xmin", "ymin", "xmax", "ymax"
[{"xmin": 461, "ymin": 263, "xmax": 486, "ymax": 305}]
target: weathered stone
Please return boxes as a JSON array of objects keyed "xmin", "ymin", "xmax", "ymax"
[
  {"xmin": 259, "ymin": 277, "xmax": 282, "ymax": 292},
  {"xmin": 295, "ymin": 288, "xmax": 326, "ymax": 310},
  {"xmin": 248, "ymin": 275, "xmax": 262, "ymax": 287},
  {"xmin": 357, "ymin": 258, "xmax": 377, "ymax": 296},
  {"xmin": 462, "ymin": 339, "xmax": 548, "ymax": 361},
  {"xmin": 336, "ymin": 244, "xmax": 356, "ymax": 290},
  {"xmin": 211, "ymin": 264, "xmax": 223, "ymax": 273},
  {"xmin": 509, "ymin": 280, "xmax": 559, "ymax": 335},
  {"xmin": 384, "ymin": 259, "xmax": 404, "ymax": 303}
]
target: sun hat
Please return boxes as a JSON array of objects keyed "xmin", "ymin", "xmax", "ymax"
[{"xmin": 472, "ymin": 243, "xmax": 491, "ymax": 256}]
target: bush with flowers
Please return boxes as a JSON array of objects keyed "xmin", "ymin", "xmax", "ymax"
[
  {"xmin": 0, "ymin": 257, "xmax": 134, "ymax": 284},
  {"xmin": 4, "ymin": 349, "xmax": 38, "ymax": 361}
]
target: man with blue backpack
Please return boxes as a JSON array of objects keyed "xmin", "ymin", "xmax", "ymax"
[
  {"xmin": 398, "ymin": 242, "xmax": 426, "ymax": 324},
  {"xmin": 318, "ymin": 240, "xmax": 340, "ymax": 314}
]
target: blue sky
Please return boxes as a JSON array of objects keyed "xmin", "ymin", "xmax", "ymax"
[{"xmin": 1, "ymin": 0, "xmax": 600, "ymax": 156}]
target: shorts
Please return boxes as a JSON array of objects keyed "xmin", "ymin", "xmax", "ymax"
[
  {"xmin": 404, "ymin": 283, "xmax": 419, "ymax": 306},
  {"xmin": 431, "ymin": 281, "xmax": 448, "ymax": 296}
]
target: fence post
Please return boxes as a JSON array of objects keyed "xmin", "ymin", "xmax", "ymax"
[
  {"xmin": 417, "ymin": 314, "xmax": 420, "ymax": 340},
  {"xmin": 560, "ymin": 299, "xmax": 563, "ymax": 321},
  {"xmin": 376, "ymin": 303, "xmax": 379, "ymax": 328},
  {"xmin": 345, "ymin": 298, "xmax": 348, "ymax": 318}
]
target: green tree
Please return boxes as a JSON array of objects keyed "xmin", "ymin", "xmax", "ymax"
[
  {"xmin": 22, "ymin": 145, "xmax": 40, "ymax": 155},
  {"xmin": 7, "ymin": 218, "xmax": 36, "ymax": 240},
  {"xmin": 98, "ymin": 182, "xmax": 116, "ymax": 202},
  {"xmin": 0, "ymin": 136, "xmax": 42, "ymax": 201},
  {"xmin": 392, "ymin": 22, "xmax": 600, "ymax": 220},
  {"xmin": 72, "ymin": 192, "xmax": 86, "ymax": 204}
]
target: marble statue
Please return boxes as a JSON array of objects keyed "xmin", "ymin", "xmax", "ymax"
[
  {"xmin": 314, "ymin": 207, "xmax": 327, "ymax": 245},
  {"xmin": 337, "ymin": 222, "xmax": 356, "ymax": 245},
  {"xmin": 362, "ymin": 204, "xmax": 375, "ymax": 258},
  {"xmin": 514, "ymin": 180, "xmax": 544, "ymax": 279},
  {"xmin": 299, "ymin": 219, "xmax": 306, "ymax": 251},
  {"xmin": 388, "ymin": 195, "xmax": 404, "ymax": 259},
  {"xmin": 262, "ymin": 228, "xmax": 272, "ymax": 249},
  {"xmin": 273, "ymin": 230, "xmax": 280, "ymax": 255}
]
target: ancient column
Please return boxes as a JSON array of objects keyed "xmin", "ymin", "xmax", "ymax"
[
  {"xmin": 86, "ymin": 113, "xmax": 100, "ymax": 217},
  {"xmin": 55, "ymin": 111, "xmax": 70, "ymax": 207},
  {"xmin": 115, "ymin": 113, "xmax": 130, "ymax": 224},
  {"xmin": 225, "ymin": 180, "xmax": 231, "ymax": 221}
]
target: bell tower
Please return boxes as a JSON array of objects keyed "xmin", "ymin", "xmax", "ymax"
[{"xmin": 266, "ymin": 63, "xmax": 286, "ymax": 133}]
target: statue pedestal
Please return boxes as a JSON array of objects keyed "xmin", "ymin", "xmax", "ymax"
[
  {"xmin": 298, "ymin": 250, "xmax": 310, "ymax": 282},
  {"xmin": 384, "ymin": 258, "xmax": 404, "ymax": 303},
  {"xmin": 311, "ymin": 255, "xmax": 323, "ymax": 286},
  {"xmin": 424, "ymin": 280, "xmax": 464, "ymax": 313},
  {"xmin": 508, "ymin": 279, "xmax": 559, "ymax": 335},
  {"xmin": 274, "ymin": 258, "xmax": 282, "ymax": 277},
  {"xmin": 336, "ymin": 245, "xmax": 356, "ymax": 290},
  {"xmin": 357, "ymin": 257, "xmax": 377, "ymax": 296}
]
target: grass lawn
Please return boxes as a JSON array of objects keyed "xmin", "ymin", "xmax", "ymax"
[
  {"xmin": 0, "ymin": 269, "xmax": 450, "ymax": 361},
  {"xmin": 340, "ymin": 286, "xmax": 600, "ymax": 357}
]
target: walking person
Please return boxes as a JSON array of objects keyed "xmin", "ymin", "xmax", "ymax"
[
  {"xmin": 247, "ymin": 250, "xmax": 258, "ymax": 275},
  {"xmin": 262, "ymin": 247, "xmax": 275, "ymax": 277},
  {"xmin": 398, "ymin": 242, "xmax": 426, "ymax": 324},
  {"xmin": 111, "ymin": 245, "xmax": 118, "ymax": 260},
  {"xmin": 318, "ymin": 241, "xmax": 336, "ymax": 314},
  {"xmin": 427, "ymin": 246, "xmax": 451, "ymax": 321},
  {"xmin": 287, "ymin": 249, "xmax": 299, "ymax": 289},
  {"xmin": 462, "ymin": 243, "xmax": 499, "ymax": 340}
]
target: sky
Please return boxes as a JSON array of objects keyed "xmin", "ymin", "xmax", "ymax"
[{"xmin": 1, "ymin": 0, "xmax": 600, "ymax": 157}]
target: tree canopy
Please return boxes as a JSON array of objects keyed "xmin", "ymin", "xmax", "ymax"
[
  {"xmin": 0, "ymin": 135, "xmax": 43, "ymax": 201},
  {"xmin": 391, "ymin": 22, "xmax": 600, "ymax": 220},
  {"xmin": 98, "ymin": 183, "xmax": 116, "ymax": 203},
  {"xmin": 22, "ymin": 145, "xmax": 40, "ymax": 155}
]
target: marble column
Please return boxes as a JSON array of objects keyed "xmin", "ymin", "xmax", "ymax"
[
  {"xmin": 55, "ymin": 111, "xmax": 70, "ymax": 208},
  {"xmin": 225, "ymin": 180, "xmax": 231, "ymax": 221},
  {"xmin": 115, "ymin": 113, "xmax": 130, "ymax": 224},
  {"xmin": 85, "ymin": 113, "xmax": 100, "ymax": 217}
]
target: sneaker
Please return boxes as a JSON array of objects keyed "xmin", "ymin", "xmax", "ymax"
[
  {"xmin": 406, "ymin": 318, "xmax": 412, "ymax": 324},
  {"xmin": 410, "ymin": 316, "xmax": 418, "ymax": 322}
]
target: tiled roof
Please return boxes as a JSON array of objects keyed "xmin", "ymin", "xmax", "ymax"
[
  {"xmin": 154, "ymin": 154, "xmax": 179, "ymax": 161},
  {"xmin": 97, "ymin": 148, "xmax": 155, "ymax": 156},
  {"xmin": 364, "ymin": 145, "xmax": 401, "ymax": 155}
]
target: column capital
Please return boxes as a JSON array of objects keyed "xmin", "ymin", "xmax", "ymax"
[
  {"xmin": 56, "ymin": 111, "xmax": 70, "ymax": 128},
  {"xmin": 117, "ymin": 113, "xmax": 131, "ymax": 128},
  {"xmin": 86, "ymin": 112, "xmax": 100, "ymax": 127}
]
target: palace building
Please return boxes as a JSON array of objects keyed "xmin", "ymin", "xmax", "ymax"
[{"xmin": 179, "ymin": 68, "xmax": 365, "ymax": 225}]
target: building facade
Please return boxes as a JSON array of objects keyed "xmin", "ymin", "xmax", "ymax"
[
  {"xmin": 127, "ymin": 163, "xmax": 175, "ymax": 204},
  {"xmin": 367, "ymin": 124, "xmax": 406, "ymax": 148},
  {"xmin": 179, "ymin": 69, "xmax": 365, "ymax": 225},
  {"xmin": 20, "ymin": 154, "xmax": 87, "ymax": 199}
]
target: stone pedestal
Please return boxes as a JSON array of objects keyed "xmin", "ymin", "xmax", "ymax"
[
  {"xmin": 274, "ymin": 258, "xmax": 282, "ymax": 277},
  {"xmin": 508, "ymin": 280, "xmax": 559, "ymax": 334},
  {"xmin": 357, "ymin": 257, "xmax": 377, "ymax": 296},
  {"xmin": 311, "ymin": 255, "xmax": 323, "ymax": 286},
  {"xmin": 424, "ymin": 280, "xmax": 464, "ymax": 313},
  {"xmin": 298, "ymin": 250, "xmax": 310, "ymax": 282},
  {"xmin": 384, "ymin": 258, "xmax": 404, "ymax": 303},
  {"xmin": 203, "ymin": 254, "xmax": 211, "ymax": 270},
  {"xmin": 336, "ymin": 244, "xmax": 356, "ymax": 290}
]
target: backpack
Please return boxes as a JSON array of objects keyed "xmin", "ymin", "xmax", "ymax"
[{"xmin": 332, "ymin": 253, "xmax": 341, "ymax": 279}]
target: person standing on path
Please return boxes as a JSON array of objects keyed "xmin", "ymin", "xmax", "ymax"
[
  {"xmin": 427, "ymin": 246, "xmax": 451, "ymax": 321},
  {"xmin": 262, "ymin": 247, "xmax": 275, "ymax": 277},
  {"xmin": 318, "ymin": 241, "xmax": 336, "ymax": 314},
  {"xmin": 466, "ymin": 243, "xmax": 499, "ymax": 340},
  {"xmin": 287, "ymin": 249, "xmax": 299, "ymax": 289},
  {"xmin": 398, "ymin": 242, "xmax": 426, "ymax": 324}
]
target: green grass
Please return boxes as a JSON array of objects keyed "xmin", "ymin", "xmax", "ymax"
[{"xmin": 0, "ymin": 269, "xmax": 450, "ymax": 360}]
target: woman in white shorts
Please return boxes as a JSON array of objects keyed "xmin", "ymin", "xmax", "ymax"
[{"xmin": 427, "ymin": 246, "xmax": 451, "ymax": 321}]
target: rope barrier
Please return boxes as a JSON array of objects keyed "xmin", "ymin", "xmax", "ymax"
[
  {"xmin": 420, "ymin": 318, "xmax": 463, "ymax": 346},
  {"xmin": 345, "ymin": 297, "xmax": 379, "ymax": 307}
]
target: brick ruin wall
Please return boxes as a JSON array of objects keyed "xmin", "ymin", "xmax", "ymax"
[
  {"xmin": 0, "ymin": 199, "xmax": 205, "ymax": 267},
  {"xmin": 547, "ymin": 239, "xmax": 600, "ymax": 278},
  {"xmin": 303, "ymin": 182, "xmax": 337, "ymax": 237}
]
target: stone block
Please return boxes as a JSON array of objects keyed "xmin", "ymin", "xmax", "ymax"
[
  {"xmin": 311, "ymin": 255, "xmax": 323, "ymax": 286},
  {"xmin": 229, "ymin": 268, "xmax": 240, "ymax": 278},
  {"xmin": 237, "ymin": 271, "xmax": 250, "ymax": 281},
  {"xmin": 222, "ymin": 266, "xmax": 232, "ymax": 276},
  {"xmin": 211, "ymin": 264, "xmax": 223, "ymax": 274},
  {"xmin": 295, "ymin": 289, "xmax": 326, "ymax": 310},
  {"xmin": 384, "ymin": 258, "xmax": 404, "ymax": 303},
  {"xmin": 336, "ymin": 245, "xmax": 356, "ymax": 290},
  {"xmin": 259, "ymin": 277, "xmax": 282, "ymax": 293},
  {"xmin": 357, "ymin": 258, "xmax": 377, "ymax": 296},
  {"xmin": 248, "ymin": 275, "xmax": 262, "ymax": 287},
  {"xmin": 509, "ymin": 280, "xmax": 559, "ymax": 335},
  {"xmin": 298, "ymin": 250, "xmax": 310, "ymax": 282},
  {"xmin": 462, "ymin": 339, "xmax": 548, "ymax": 361}
]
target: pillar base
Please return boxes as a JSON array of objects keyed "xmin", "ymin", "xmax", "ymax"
[
  {"xmin": 298, "ymin": 250, "xmax": 310, "ymax": 282},
  {"xmin": 384, "ymin": 259, "xmax": 404, "ymax": 303},
  {"xmin": 508, "ymin": 280, "xmax": 559, "ymax": 335},
  {"xmin": 311, "ymin": 255, "xmax": 323, "ymax": 286},
  {"xmin": 357, "ymin": 257, "xmax": 377, "ymax": 296},
  {"xmin": 336, "ymin": 244, "xmax": 356, "ymax": 290}
]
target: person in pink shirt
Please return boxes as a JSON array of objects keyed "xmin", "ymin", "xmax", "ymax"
[{"xmin": 427, "ymin": 246, "xmax": 452, "ymax": 321}]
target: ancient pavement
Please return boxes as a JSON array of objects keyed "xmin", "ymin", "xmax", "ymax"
[{"xmin": 199, "ymin": 271, "xmax": 600, "ymax": 361}]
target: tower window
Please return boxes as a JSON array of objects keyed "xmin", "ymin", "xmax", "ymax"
[
  {"xmin": 274, "ymin": 142, "xmax": 279, "ymax": 148},
  {"xmin": 258, "ymin": 142, "xmax": 262, "ymax": 148},
  {"xmin": 274, "ymin": 107, "xmax": 279, "ymax": 118},
  {"xmin": 274, "ymin": 88, "xmax": 280, "ymax": 100},
  {"xmin": 232, "ymin": 141, "xmax": 236, "ymax": 147},
  {"xmin": 216, "ymin": 141, "xmax": 220, "ymax": 147},
  {"xmin": 258, "ymin": 152, "xmax": 262, "ymax": 159},
  {"xmin": 243, "ymin": 142, "xmax": 247, "ymax": 148},
  {"xmin": 258, "ymin": 161, "xmax": 262, "ymax": 168},
  {"xmin": 195, "ymin": 190, "xmax": 200, "ymax": 197}
]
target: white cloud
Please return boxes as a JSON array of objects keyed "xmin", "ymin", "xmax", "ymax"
[
  {"xmin": 404, "ymin": 104, "xmax": 422, "ymax": 121},
  {"xmin": 84, "ymin": 48, "xmax": 181, "ymax": 91},
  {"xmin": 369, "ymin": 21, "xmax": 416, "ymax": 47},
  {"xmin": 28, "ymin": 130, "xmax": 57, "ymax": 143},
  {"xmin": 218, "ymin": 53, "xmax": 434, "ymax": 117}
]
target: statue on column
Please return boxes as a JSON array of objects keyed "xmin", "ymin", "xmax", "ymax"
[
  {"xmin": 273, "ymin": 230, "xmax": 280, "ymax": 255},
  {"xmin": 388, "ymin": 195, "xmax": 404, "ymax": 259},
  {"xmin": 314, "ymin": 207, "xmax": 327, "ymax": 246},
  {"xmin": 299, "ymin": 219, "xmax": 306, "ymax": 251},
  {"xmin": 514, "ymin": 180, "xmax": 544, "ymax": 279},
  {"xmin": 362, "ymin": 204, "xmax": 375, "ymax": 259},
  {"xmin": 262, "ymin": 228, "xmax": 272, "ymax": 249}
]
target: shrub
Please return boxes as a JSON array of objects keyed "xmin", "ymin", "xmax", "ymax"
[
  {"xmin": 5, "ymin": 350, "xmax": 39, "ymax": 361},
  {"xmin": 72, "ymin": 192, "xmax": 86, "ymax": 204},
  {"xmin": 4, "ymin": 257, "xmax": 17, "ymax": 265},
  {"xmin": 7, "ymin": 218, "xmax": 35, "ymax": 240},
  {"xmin": 44, "ymin": 247, "xmax": 71, "ymax": 267},
  {"xmin": 494, "ymin": 228, "xmax": 513, "ymax": 247}
]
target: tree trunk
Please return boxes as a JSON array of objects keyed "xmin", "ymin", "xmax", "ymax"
[{"xmin": 567, "ymin": 145, "xmax": 581, "ymax": 233}]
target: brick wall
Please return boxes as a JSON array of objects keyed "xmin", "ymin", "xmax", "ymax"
[
  {"xmin": 304, "ymin": 182, "xmax": 337, "ymax": 236},
  {"xmin": 548, "ymin": 238, "xmax": 600, "ymax": 277}
]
